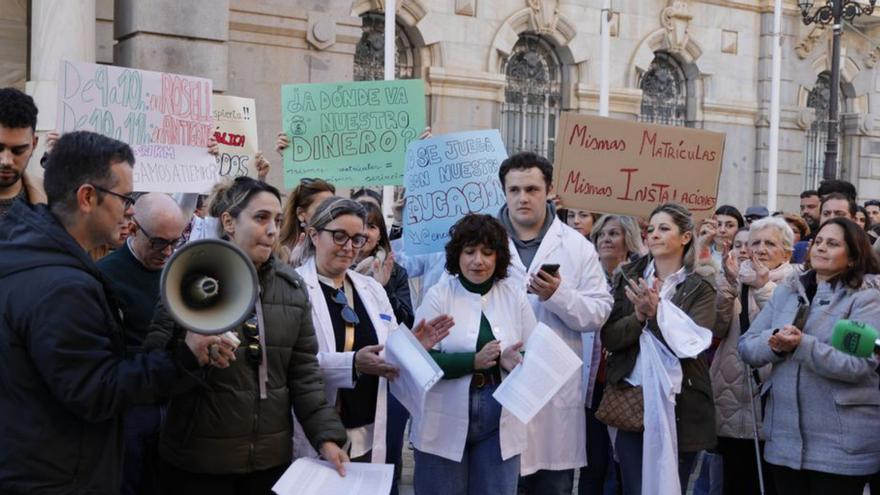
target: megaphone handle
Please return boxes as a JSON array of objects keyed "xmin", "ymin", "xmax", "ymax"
[{"xmin": 255, "ymin": 292, "xmax": 269, "ymax": 400}]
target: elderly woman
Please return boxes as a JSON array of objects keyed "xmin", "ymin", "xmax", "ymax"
[
  {"xmin": 411, "ymin": 214, "xmax": 537, "ymax": 495},
  {"xmin": 739, "ymin": 217, "xmax": 880, "ymax": 495},
  {"xmin": 578, "ymin": 214, "xmax": 643, "ymax": 495},
  {"xmin": 711, "ymin": 218, "xmax": 796, "ymax": 495},
  {"xmin": 600, "ymin": 203, "xmax": 718, "ymax": 495}
]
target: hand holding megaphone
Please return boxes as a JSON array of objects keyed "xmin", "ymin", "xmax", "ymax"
[
  {"xmin": 831, "ymin": 320, "xmax": 880, "ymax": 358},
  {"xmin": 185, "ymin": 332, "xmax": 237, "ymax": 368}
]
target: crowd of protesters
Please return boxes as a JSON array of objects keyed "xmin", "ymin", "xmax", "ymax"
[{"xmin": 2, "ymin": 84, "xmax": 880, "ymax": 495}]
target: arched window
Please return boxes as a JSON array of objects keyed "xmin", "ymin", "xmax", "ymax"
[
  {"xmin": 804, "ymin": 72, "xmax": 845, "ymax": 188},
  {"xmin": 501, "ymin": 34, "xmax": 562, "ymax": 161},
  {"xmin": 639, "ymin": 52, "xmax": 687, "ymax": 127},
  {"xmin": 353, "ymin": 12, "xmax": 415, "ymax": 81}
]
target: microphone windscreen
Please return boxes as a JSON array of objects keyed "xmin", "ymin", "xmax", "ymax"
[{"xmin": 831, "ymin": 320, "xmax": 878, "ymax": 358}]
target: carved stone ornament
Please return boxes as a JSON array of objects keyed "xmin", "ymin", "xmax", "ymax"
[
  {"xmin": 660, "ymin": 0, "xmax": 693, "ymax": 53},
  {"xmin": 795, "ymin": 26, "xmax": 825, "ymax": 60},
  {"xmin": 865, "ymin": 46, "xmax": 880, "ymax": 69},
  {"xmin": 527, "ymin": 0, "xmax": 560, "ymax": 35},
  {"xmin": 455, "ymin": 0, "xmax": 476, "ymax": 16}
]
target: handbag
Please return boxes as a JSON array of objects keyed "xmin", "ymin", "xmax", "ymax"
[{"xmin": 595, "ymin": 382, "xmax": 644, "ymax": 432}]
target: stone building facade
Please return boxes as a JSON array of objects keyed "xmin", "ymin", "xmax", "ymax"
[{"xmin": 4, "ymin": 0, "xmax": 880, "ymax": 211}]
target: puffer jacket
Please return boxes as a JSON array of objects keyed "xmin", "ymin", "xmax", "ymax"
[
  {"xmin": 739, "ymin": 271, "xmax": 880, "ymax": 476},
  {"xmin": 602, "ymin": 254, "xmax": 719, "ymax": 453},
  {"xmin": 710, "ymin": 262, "xmax": 794, "ymax": 439},
  {"xmin": 144, "ymin": 256, "xmax": 347, "ymax": 474}
]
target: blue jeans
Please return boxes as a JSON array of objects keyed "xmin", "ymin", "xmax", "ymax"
[
  {"xmin": 614, "ymin": 430, "xmax": 699, "ymax": 495},
  {"xmin": 413, "ymin": 385, "xmax": 520, "ymax": 495},
  {"xmin": 386, "ymin": 393, "xmax": 409, "ymax": 495},
  {"xmin": 692, "ymin": 451, "xmax": 723, "ymax": 495}
]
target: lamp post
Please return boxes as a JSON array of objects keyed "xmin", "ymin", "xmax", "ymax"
[{"xmin": 798, "ymin": 0, "xmax": 876, "ymax": 180}]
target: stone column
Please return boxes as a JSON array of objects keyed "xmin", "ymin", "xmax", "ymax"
[
  {"xmin": 26, "ymin": 0, "xmax": 97, "ymax": 130},
  {"xmin": 113, "ymin": 0, "xmax": 229, "ymax": 91}
]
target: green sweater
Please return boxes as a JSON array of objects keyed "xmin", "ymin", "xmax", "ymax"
[{"xmin": 429, "ymin": 277, "xmax": 498, "ymax": 379}]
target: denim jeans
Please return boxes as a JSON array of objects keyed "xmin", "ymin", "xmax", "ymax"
[
  {"xmin": 614, "ymin": 430, "xmax": 699, "ymax": 495},
  {"xmin": 692, "ymin": 451, "xmax": 723, "ymax": 495},
  {"xmin": 386, "ymin": 394, "xmax": 409, "ymax": 495},
  {"xmin": 413, "ymin": 384, "xmax": 520, "ymax": 495}
]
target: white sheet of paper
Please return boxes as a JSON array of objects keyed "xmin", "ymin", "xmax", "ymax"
[
  {"xmin": 492, "ymin": 322, "xmax": 583, "ymax": 424},
  {"xmin": 271, "ymin": 458, "xmax": 394, "ymax": 495},
  {"xmin": 384, "ymin": 324, "xmax": 444, "ymax": 416}
]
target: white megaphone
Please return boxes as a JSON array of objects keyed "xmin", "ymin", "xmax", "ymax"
[{"xmin": 160, "ymin": 239, "xmax": 258, "ymax": 335}]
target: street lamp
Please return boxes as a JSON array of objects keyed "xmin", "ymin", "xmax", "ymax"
[{"xmin": 798, "ymin": 0, "xmax": 876, "ymax": 180}]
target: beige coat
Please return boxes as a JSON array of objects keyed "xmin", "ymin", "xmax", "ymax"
[{"xmin": 710, "ymin": 263, "xmax": 794, "ymax": 439}]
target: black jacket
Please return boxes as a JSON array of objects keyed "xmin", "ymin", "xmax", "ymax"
[{"xmin": 0, "ymin": 202, "xmax": 198, "ymax": 494}]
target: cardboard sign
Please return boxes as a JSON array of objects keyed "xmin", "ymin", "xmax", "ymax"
[
  {"xmin": 553, "ymin": 113, "xmax": 725, "ymax": 220},
  {"xmin": 212, "ymin": 95, "xmax": 259, "ymax": 178},
  {"xmin": 403, "ymin": 130, "xmax": 508, "ymax": 255},
  {"xmin": 281, "ymin": 79, "xmax": 426, "ymax": 188},
  {"xmin": 57, "ymin": 60, "xmax": 217, "ymax": 193}
]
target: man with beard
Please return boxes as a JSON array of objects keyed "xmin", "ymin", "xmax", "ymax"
[
  {"xmin": 799, "ymin": 189, "xmax": 820, "ymax": 240},
  {"xmin": 0, "ymin": 88, "xmax": 45, "ymax": 219}
]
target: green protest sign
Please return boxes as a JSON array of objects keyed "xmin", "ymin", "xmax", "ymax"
[{"xmin": 281, "ymin": 79, "xmax": 426, "ymax": 188}]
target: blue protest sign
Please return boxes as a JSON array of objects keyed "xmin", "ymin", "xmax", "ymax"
[{"xmin": 402, "ymin": 130, "xmax": 508, "ymax": 255}]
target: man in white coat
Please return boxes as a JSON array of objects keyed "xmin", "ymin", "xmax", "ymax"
[{"xmin": 496, "ymin": 151, "xmax": 613, "ymax": 494}]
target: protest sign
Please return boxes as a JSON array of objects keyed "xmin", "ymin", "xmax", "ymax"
[
  {"xmin": 212, "ymin": 95, "xmax": 259, "ymax": 178},
  {"xmin": 553, "ymin": 113, "xmax": 725, "ymax": 220},
  {"xmin": 57, "ymin": 60, "xmax": 217, "ymax": 193},
  {"xmin": 402, "ymin": 130, "xmax": 508, "ymax": 255},
  {"xmin": 281, "ymin": 79, "xmax": 426, "ymax": 188}
]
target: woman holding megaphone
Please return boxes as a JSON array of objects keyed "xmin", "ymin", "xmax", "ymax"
[
  {"xmin": 293, "ymin": 197, "xmax": 453, "ymax": 486},
  {"xmin": 739, "ymin": 217, "xmax": 880, "ymax": 495},
  {"xmin": 144, "ymin": 177, "xmax": 349, "ymax": 494}
]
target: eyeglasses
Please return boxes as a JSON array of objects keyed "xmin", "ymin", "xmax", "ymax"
[
  {"xmin": 92, "ymin": 185, "xmax": 136, "ymax": 210},
  {"xmin": 319, "ymin": 228, "xmax": 368, "ymax": 248},
  {"xmin": 242, "ymin": 316, "xmax": 262, "ymax": 366},
  {"xmin": 133, "ymin": 218, "xmax": 182, "ymax": 251},
  {"xmin": 332, "ymin": 289, "xmax": 360, "ymax": 325}
]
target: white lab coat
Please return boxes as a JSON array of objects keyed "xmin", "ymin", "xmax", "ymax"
[
  {"xmin": 292, "ymin": 257, "xmax": 396, "ymax": 463},
  {"xmin": 508, "ymin": 217, "xmax": 614, "ymax": 475},
  {"xmin": 410, "ymin": 275, "xmax": 537, "ymax": 462}
]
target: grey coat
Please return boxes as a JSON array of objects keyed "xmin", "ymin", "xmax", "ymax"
[{"xmin": 738, "ymin": 272, "xmax": 880, "ymax": 476}]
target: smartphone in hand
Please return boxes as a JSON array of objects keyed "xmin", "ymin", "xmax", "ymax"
[{"xmin": 540, "ymin": 263, "xmax": 560, "ymax": 276}]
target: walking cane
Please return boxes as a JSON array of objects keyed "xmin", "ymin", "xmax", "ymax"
[{"xmin": 744, "ymin": 365, "xmax": 765, "ymax": 495}]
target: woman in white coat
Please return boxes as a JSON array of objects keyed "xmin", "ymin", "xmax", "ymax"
[
  {"xmin": 412, "ymin": 214, "xmax": 537, "ymax": 495},
  {"xmin": 294, "ymin": 197, "xmax": 451, "ymax": 469}
]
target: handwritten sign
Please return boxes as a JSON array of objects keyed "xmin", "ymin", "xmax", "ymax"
[
  {"xmin": 281, "ymin": 79, "xmax": 426, "ymax": 188},
  {"xmin": 553, "ymin": 113, "xmax": 725, "ymax": 220},
  {"xmin": 213, "ymin": 95, "xmax": 259, "ymax": 178},
  {"xmin": 56, "ymin": 60, "xmax": 217, "ymax": 193},
  {"xmin": 403, "ymin": 130, "xmax": 508, "ymax": 255}
]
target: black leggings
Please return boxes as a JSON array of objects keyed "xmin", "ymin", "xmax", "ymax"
[
  {"xmin": 159, "ymin": 461, "xmax": 287, "ymax": 495},
  {"xmin": 769, "ymin": 463, "xmax": 868, "ymax": 495}
]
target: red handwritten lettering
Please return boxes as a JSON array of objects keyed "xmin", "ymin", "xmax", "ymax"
[{"xmin": 568, "ymin": 124, "xmax": 626, "ymax": 152}]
